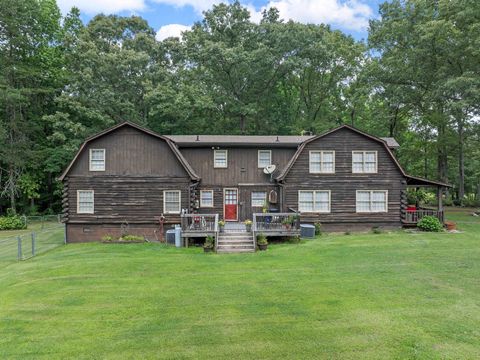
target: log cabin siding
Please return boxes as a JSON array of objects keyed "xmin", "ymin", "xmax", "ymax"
[
  {"xmin": 283, "ymin": 127, "xmax": 406, "ymax": 227},
  {"xmin": 68, "ymin": 126, "xmax": 188, "ymax": 177},
  {"xmin": 180, "ymin": 147, "xmax": 295, "ymax": 186},
  {"xmin": 67, "ymin": 176, "xmax": 190, "ymax": 224}
]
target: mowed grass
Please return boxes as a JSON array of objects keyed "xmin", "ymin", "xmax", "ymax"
[{"xmin": 1, "ymin": 210, "xmax": 479, "ymax": 359}]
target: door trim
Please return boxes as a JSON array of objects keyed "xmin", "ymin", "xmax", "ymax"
[{"xmin": 223, "ymin": 188, "xmax": 238, "ymax": 222}]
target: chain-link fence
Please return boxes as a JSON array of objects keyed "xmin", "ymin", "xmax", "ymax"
[{"xmin": 0, "ymin": 219, "xmax": 65, "ymax": 263}]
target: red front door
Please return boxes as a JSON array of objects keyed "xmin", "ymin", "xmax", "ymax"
[{"xmin": 224, "ymin": 189, "xmax": 238, "ymax": 221}]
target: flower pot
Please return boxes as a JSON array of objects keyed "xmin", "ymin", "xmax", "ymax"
[
  {"xmin": 444, "ymin": 221, "xmax": 456, "ymax": 231},
  {"xmin": 204, "ymin": 247, "xmax": 214, "ymax": 253},
  {"xmin": 246, "ymin": 224, "xmax": 252, "ymax": 232},
  {"xmin": 258, "ymin": 243, "xmax": 267, "ymax": 251},
  {"xmin": 219, "ymin": 226, "xmax": 224, "ymax": 233}
]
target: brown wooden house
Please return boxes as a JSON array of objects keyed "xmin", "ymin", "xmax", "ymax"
[{"xmin": 59, "ymin": 122, "xmax": 449, "ymax": 244}]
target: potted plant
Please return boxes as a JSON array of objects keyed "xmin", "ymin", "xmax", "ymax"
[
  {"xmin": 282, "ymin": 216, "xmax": 293, "ymax": 230},
  {"xmin": 444, "ymin": 220, "xmax": 456, "ymax": 231},
  {"xmin": 257, "ymin": 233, "xmax": 268, "ymax": 251},
  {"xmin": 244, "ymin": 219, "xmax": 252, "ymax": 232},
  {"xmin": 218, "ymin": 220, "xmax": 225, "ymax": 233},
  {"xmin": 204, "ymin": 235, "xmax": 215, "ymax": 253}
]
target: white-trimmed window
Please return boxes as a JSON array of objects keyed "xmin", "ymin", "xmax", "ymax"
[
  {"xmin": 251, "ymin": 191, "xmax": 267, "ymax": 207},
  {"xmin": 89, "ymin": 149, "xmax": 105, "ymax": 171},
  {"xmin": 309, "ymin": 151, "xmax": 335, "ymax": 173},
  {"xmin": 200, "ymin": 190, "xmax": 214, "ymax": 208},
  {"xmin": 77, "ymin": 190, "xmax": 94, "ymax": 214},
  {"xmin": 164, "ymin": 190, "xmax": 181, "ymax": 214},
  {"xmin": 356, "ymin": 190, "xmax": 388, "ymax": 213},
  {"xmin": 258, "ymin": 150, "xmax": 272, "ymax": 168},
  {"xmin": 214, "ymin": 150, "xmax": 228, "ymax": 168},
  {"xmin": 298, "ymin": 190, "xmax": 331, "ymax": 213},
  {"xmin": 352, "ymin": 151, "xmax": 377, "ymax": 173}
]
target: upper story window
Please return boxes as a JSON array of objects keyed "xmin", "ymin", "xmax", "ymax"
[
  {"xmin": 309, "ymin": 151, "xmax": 335, "ymax": 174},
  {"xmin": 214, "ymin": 150, "xmax": 228, "ymax": 168},
  {"xmin": 200, "ymin": 190, "xmax": 214, "ymax": 208},
  {"xmin": 77, "ymin": 190, "xmax": 94, "ymax": 214},
  {"xmin": 352, "ymin": 151, "xmax": 377, "ymax": 173},
  {"xmin": 164, "ymin": 190, "xmax": 181, "ymax": 214},
  {"xmin": 258, "ymin": 150, "xmax": 272, "ymax": 168},
  {"xmin": 89, "ymin": 149, "xmax": 105, "ymax": 171},
  {"xmin": 251, "ymin": 191, "xmax": 267, "ymax": 207},
  {"xmin": 298, "ymin": 190, "xmax": 331, "ymax": 213},
  {"xmin": 356, "ymin": 190, "xmax": 388, "ymax": 213}
]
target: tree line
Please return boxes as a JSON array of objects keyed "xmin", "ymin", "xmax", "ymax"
[{"xmin": 0, "ymin": 0, "xmax": 479, "ymax": 215}]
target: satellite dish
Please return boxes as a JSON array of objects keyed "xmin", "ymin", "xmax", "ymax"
[{"xmin": 263, "ymin": 164, "xmax": 276, "ymax": 175}]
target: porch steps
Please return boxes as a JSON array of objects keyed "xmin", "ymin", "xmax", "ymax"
[{"xmin": 216, "ymin": 231, "xmax": 255, "ymax": 253}]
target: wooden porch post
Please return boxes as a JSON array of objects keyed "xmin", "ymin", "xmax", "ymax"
[{"xmin": 437, "ymin": 186, "xmax": 444, "ymax": 223}]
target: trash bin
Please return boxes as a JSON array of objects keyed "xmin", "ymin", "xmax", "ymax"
[
  {"xmin": 300, "ymin": 224, "xmax": 315, "ymax": 238},
  {"xmin": 166, "ymin": 229, "xmax": 176, "ymax": 245}
]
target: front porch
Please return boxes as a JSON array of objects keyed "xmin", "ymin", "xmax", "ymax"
[{"xmin": 401, "ymin": 175, "xmax": 450, "ymax": 226}]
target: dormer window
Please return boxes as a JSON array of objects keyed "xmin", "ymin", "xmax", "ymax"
[
  {"xmin": 89, "ymin": 149, "xmax": 105, "ymax": 171},
  {"xmin": 258, "ymin": 150, "xmax": 272, "ymax": 168},
  {"xmin": 214, "ymin": 150, "xmax": 228, "ymax": 168}
]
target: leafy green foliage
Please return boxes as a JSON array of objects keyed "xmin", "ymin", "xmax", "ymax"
[
  {"xmin": 204, "ymin": 235, "xmax": 215, "ymax": 248},
  {"xmin": 257, "ymin": 233, "xmax": 268, "ymax": 245},
  {"xmin": 0, "ymin": 215, "xmax": 26, "ymax": 230},
  {"xmin": 417, "ymin": 216, "xmax": 443, "ymax": 232}
]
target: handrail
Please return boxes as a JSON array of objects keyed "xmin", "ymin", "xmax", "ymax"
[
  {"xmin": 180, "ymin": 213, "xmax": 218, "ymax": 232},
  {"xmin": 214, "ymin": 214, "xmax": 219, "ymax": 252},
  {"xmin": 253, "ymin": 212, "xmax": 301, "ymax": 233},
  {"xmin": 402, "ymin": 209, "xmax": 444, "ymax": 224},
  {"xmin": 252, "ymin": 214, "xmax": 257, "ymax": 249}
]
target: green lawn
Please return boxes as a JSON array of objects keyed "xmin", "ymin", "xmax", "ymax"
[{"xmin": 1, "ymin": 210, "xmax": 479, "ymax": 359}]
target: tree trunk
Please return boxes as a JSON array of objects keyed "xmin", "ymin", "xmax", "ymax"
[
  {"xmin": 239, "ymin": 114, "xmax": 246, "ymax": 134},
  {"xmin": 8, "ymin": 166, "xmax": 16, "ymax": 214},
  {"xmin": 458, "ymin": 120, "xmax": 465, "ymax": 201}
]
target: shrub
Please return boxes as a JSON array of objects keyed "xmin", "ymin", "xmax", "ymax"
[
  {"xmin": 204, "ymin": 235, "xmax": 215, "ymax": 248},
  {"xmin": 244, "ymin": 220, "xmax": 252, "ymax": 225},
  {"xmin": 0, "ymin": 215, "xmax": 26, "ymax": 230},
  {"xmin": 218, "ymin": 220, "xmax": 225, "ymax": 227},
  {"xmin": 314, "ymin": 222, "xmax": 322, "ymax": 235},
  {"xmin": 417, "ymin": 216, "xmax": 443, "ymax": 232},
  {"xmin": 257, "ymin": 233, "xmax": 268, "ymax": 245},
  {"xmin": 289, "ymin": 235, "xmax": 301, "ymax": 244},
  {"xmin": 102, "ymin": 235, "xmax": 114, "ymax": 242},
  {"xmin": 119, "ymin": 234, "xmax": 144, "ymax": 242},
  {"xmin": 372, "ymin": 227, "xmax": 382, "ymax": 234}
]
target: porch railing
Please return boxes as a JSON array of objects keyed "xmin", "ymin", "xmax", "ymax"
[
  {"xmin": 180, "ymin": 213, "xmax": 219, "ymax": 249},
  {"xmin": 402, "ymin": 208, "xmax": 445, "ymax": 224},
  {"xmin": 252, "ymin": 212, "xmax": 301, "ymax": 237}
]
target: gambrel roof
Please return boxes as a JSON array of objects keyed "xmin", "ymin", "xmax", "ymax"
[
  {"xmin": 58, "ymin": 122, "xmax": 200, "ymax": 181},
  {"xmin": 275, "ymin": 124, "xmax": 450, "ymax": 188}
]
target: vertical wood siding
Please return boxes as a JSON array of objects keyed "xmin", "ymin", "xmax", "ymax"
[
  {"xmin": 180, "ymin": 147, "xmax": 295, "ymax": 186},
  {"xmin": 68, "ymin": 126, "xmax": 188, "ymax": 177}
]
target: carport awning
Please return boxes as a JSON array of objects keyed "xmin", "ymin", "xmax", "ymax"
[{"xmin": 406, "ymin": 175, "xmax": 451, "ymax": 188}]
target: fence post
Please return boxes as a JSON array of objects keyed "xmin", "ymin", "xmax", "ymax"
[
  {"xmin": 31, "ymin": 232, "xmax": 36, "ymax": 257},
  {"xmin": 17, "ymin": 236, "xmax": 22, "ymax": 261}
]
